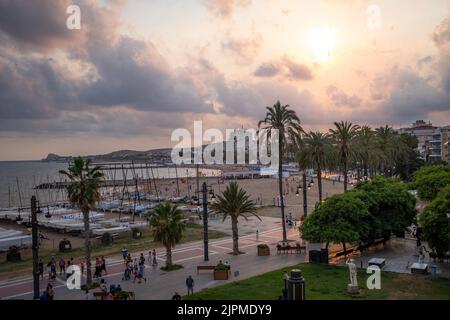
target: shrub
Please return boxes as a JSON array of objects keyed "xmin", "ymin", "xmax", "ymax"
[
  {"xmin": 101, "ymin": 232, "xmax": 113, "ymax": 246},
  {"xmin": 59, "ymin": 239, "xmax": 72, "ymax": 252},
  {"xmin": 6, "ymin": 246, "xmax": 21, "ymax": 262}
]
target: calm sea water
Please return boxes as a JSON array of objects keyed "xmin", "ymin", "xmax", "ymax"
[{"xmin": 0, "ymin": 161, "xmax": 221, "ymax": 208}]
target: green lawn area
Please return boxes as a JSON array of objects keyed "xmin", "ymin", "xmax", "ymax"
[
  {"xmin": 0, "ymin": 223, "xmax": 226, "ymax": 277},
  {"xmin": 184, "ymin": 263, "xmax": 450, "ymax": 300}
]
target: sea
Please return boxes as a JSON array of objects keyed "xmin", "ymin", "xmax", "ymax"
[{"xmin": 0, "ymin": 161, "xmax": 221, "ymax": 208}]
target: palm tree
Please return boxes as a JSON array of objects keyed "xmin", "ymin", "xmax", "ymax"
[
  {"xmin": 211, "ymin": 182, "xmax": 259, "ymax": 255},
  {"xmin": 148, "ymin": 202, "xmax": 185, "ymax": 268},
  {"xmin": 303, "ymin": 131, "xmax": 333, "ymax": 201},
  {"xmin": 354, "ymin": 125, "xmax": 376, "ymax": 178},
  {"xmin": 329, "ymin": 121, "xmax": 360, "ymax": 191},
  {"xmin": 375, "ymin": 125, "xmax": 396, "ymax": 176},
  {"xmin": 59, "ymin": 157, "xmax": 103, "ymax": 284},
  {"xmin": 258, "ymin": 101, "xmax": 301, "ymax": 241}
]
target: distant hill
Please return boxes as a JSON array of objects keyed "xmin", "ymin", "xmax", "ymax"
[{"xmin": 42, "ymin": 147, "xmax": 173, "ymax": 164}]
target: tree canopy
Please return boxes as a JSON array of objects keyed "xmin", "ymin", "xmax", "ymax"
[
  {"xmin": 301, "ymin": 177, "xmax": 416, "ymax": 247},
  {"xmin": 409, "ymin": 165, "xmax": 450, "ymax": 200},
  {"xmin": 419, "ymin": 186, "xmax": 450, "ymax": 256}
]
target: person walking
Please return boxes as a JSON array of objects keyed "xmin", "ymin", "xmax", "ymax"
[
  {"xmin": 101, "ymin": 256, "xmax": 107, "ymax": 276},
  {"xmin": 59, "ymin": 257, "xmax": 66, "ymax": 276},
  {"xmin": 94, "ymin": 258, "xmax": 102, "ymax": 278},
  {"xmin": 152, "ymin": 249, "xmax": 158, "ymax": 267},
  {"xmin": 38, "ymin": 259, "xmax": 44, "ymax": 280},
  {"xmin": 186, "ymin": 275, "xmax": 194, "ymax": 296}
]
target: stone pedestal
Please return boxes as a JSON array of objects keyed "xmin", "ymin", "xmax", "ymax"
[{"xmin": 347, "ymin": 284, "xmax": 359, "ymax": 295}]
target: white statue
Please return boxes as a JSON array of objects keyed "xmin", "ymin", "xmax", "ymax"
[{"xmin": 346, "ymin": 258, "xmax": 358, "ymax": 287}]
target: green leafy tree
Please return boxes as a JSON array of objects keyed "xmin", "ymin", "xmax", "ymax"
[
  {"xmin": 300, "ymin": 192, "xmax": 370, "ymax": 251},
  {"xmin": 259, "ymin": 101, "xmax": 301, "ymax": 241},
  {"xmin": 148, "ymin": 203, "xmax": 185, "ymax": 268},
  {"xmin": 352, "ymin": 177, "xmax": 417, "ymax": 241},
  {"xmin": 419, "ymin": 186, "xmax": 450, "ymax": 258},
  {"xmin": 409, "ymin": 165, "xmax": 450, "ymax": 200},
  {"xmin": 59, "ymin": 157, "xmax": 103, "ymax": 284},
  {"xmin": 211, "ymin": 182, "xmax": 259, "ymax": 255}
]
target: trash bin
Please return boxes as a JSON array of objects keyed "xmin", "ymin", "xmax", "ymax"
[
  {"xmin": 429, "ymin": 265, "xmax": 437, "ymax": 276},
  {"xmin": 309, "ymin": 250, "xmax": 321, "ymax": 263}
]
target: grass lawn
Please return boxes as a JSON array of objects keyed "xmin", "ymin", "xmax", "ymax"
[
  {"xmin": 184, "ymin": 263, "xmax": 450, "ymax": 300},
  {"xmin": 0, "ymin": 223, "xmax": 226, "ymax": 278}
]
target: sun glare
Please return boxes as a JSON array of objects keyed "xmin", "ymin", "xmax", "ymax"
[{"xmin": 308, "ymin": 27, "xmax": 336, "ymax": 62}]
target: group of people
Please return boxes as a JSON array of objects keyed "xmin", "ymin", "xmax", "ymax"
[
  {"xmin": 121, "ymin": 249, "xmax": 158, "ymax": 284},
  {"xmin": 39, "ymin": 256, "xmax": 82, "ymax": 281}
]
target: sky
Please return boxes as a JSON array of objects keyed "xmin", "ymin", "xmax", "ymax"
[{"xmin": 0, "ymin": 0, "xmax": 449, "ymax": 160}]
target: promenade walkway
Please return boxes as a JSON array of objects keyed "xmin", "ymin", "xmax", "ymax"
[{"xmin": 0, "ymin": 223, "xmax": 303, "ymax": 300}]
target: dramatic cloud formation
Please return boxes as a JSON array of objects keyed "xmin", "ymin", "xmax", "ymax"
[{"xmin": 0, "ymin": 0, "xmax": 449, "ymax": 160}]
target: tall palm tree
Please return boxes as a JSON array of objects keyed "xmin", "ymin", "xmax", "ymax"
[
  {"xmin": 290, "ymin": 128, "xmax": 310, "ymax": 217},
  {"xmin": 354, "ymin": 126, "xmax": 376, "ymax": 178},
  {"xmin": 258, "ymin": 101, "xmax": 301, "ymax": 241},
  {"xmin": 148, "ymin": 202, "xmax": 185, "ymax": 268},
  {"xmin": 303, "ymin": 131, "xmax": 333, "ymax": 201},
  {"xmin": 211, "ymin": 182, "xmax": 259, "ymax": 255},
  {"xmin": 375, "ymin": 125, "xmax": 396, "ymax": 176},
  {"xmin": 59, "ymin": 157, "xmax": 103, "ymax": 284},
  {"xmin": 329, "ymin": 121, "xmax": 360, "ymax": 191}
]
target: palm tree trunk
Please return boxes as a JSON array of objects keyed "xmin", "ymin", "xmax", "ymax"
[
  {"xmin": 166, "ymin": 246, "xmax": 173, "ymax": 268},
  {"xmin": 82, "ymin": 207, "xmax": 92, "ymax": 284},
  {"xmin": 231, "ymin": 217, "xmax": 239, "ymax": 255},
  {"xmin": 343, "ymin": 154, "xmax": 348, "ymax": 191},
  {"xmin": 317, "ymin": 165, "xmax": 322, "ymax": 202},
  {"xmin": 278, "ymin": 144, "xmax": 287, "ymax": 242},
  {"xmin": 302, "ymin": 172, "xmax": 307, "ymax": 217},
  {"xmin": 343, "ymin": 242, "xmax": 347, "ymax": 257}
]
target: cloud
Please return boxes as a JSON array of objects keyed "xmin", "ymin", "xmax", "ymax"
[
  {"xmin": 253, "ymin": 63, "xmax": 280, "ymax": 77},
  {"xmin": 0, "ymin": 0, "xmax": 83, "ymax": 52},
  {"xmin": 253, "ymin": 58, "xmax": 313, "ymax": 81},
  {"xmin": 283, "ymin": 58, "xmax": 313, "ymax": 81},
  {"xmin": 417, "ymin": 55, "xmax": 433, "ymax": 69},
  {"xmin": 326, "ymin": 85, "xmax": 362, "ymax": 109},
  {"xmin": 221, "ymin": 35, "xmax": 262, "ymax": 64},
  {"xmin": 204, "ymin": 0, "xmax": 251, "ymax": 18}
]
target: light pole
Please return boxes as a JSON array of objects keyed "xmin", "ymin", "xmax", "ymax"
[
  {"xmin": 201, "ymin": 182, "xmax": 216, "ymax": 262},
  {"xmin": 31, "ymin": 196, "xmax": 40, "ymax": 300}
]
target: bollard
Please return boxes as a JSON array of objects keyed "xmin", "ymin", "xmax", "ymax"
[{"xmin": 287, "ymin": 269, "xmax": 306, "ymax": 300}]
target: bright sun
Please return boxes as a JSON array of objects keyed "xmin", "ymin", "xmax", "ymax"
[{"xmin": 308, "ymin": 27, "xmax": 336, "ymax": 62}]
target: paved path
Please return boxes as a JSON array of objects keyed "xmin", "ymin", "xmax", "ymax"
[{"xmin": 0, "ymin": 225, "xmax": 303, "ymax": 300}]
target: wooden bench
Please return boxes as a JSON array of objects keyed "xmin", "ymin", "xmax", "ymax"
[{"xmin": 197, "ymin": 265, "xmax": 215, "ymax": 274}]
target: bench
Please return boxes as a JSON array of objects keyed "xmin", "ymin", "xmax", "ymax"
[{"xmin": 197, "ymin": 265, "xmax": 215, "ymax": 274}]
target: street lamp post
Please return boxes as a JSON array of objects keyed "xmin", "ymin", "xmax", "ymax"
[
  {"xmin": 202, "ymin": 182, "xmax": 209, "ymax": 262},
  {"xmin": 31, "ymin": 196, "xmax": 40, "ymax": 300}
]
